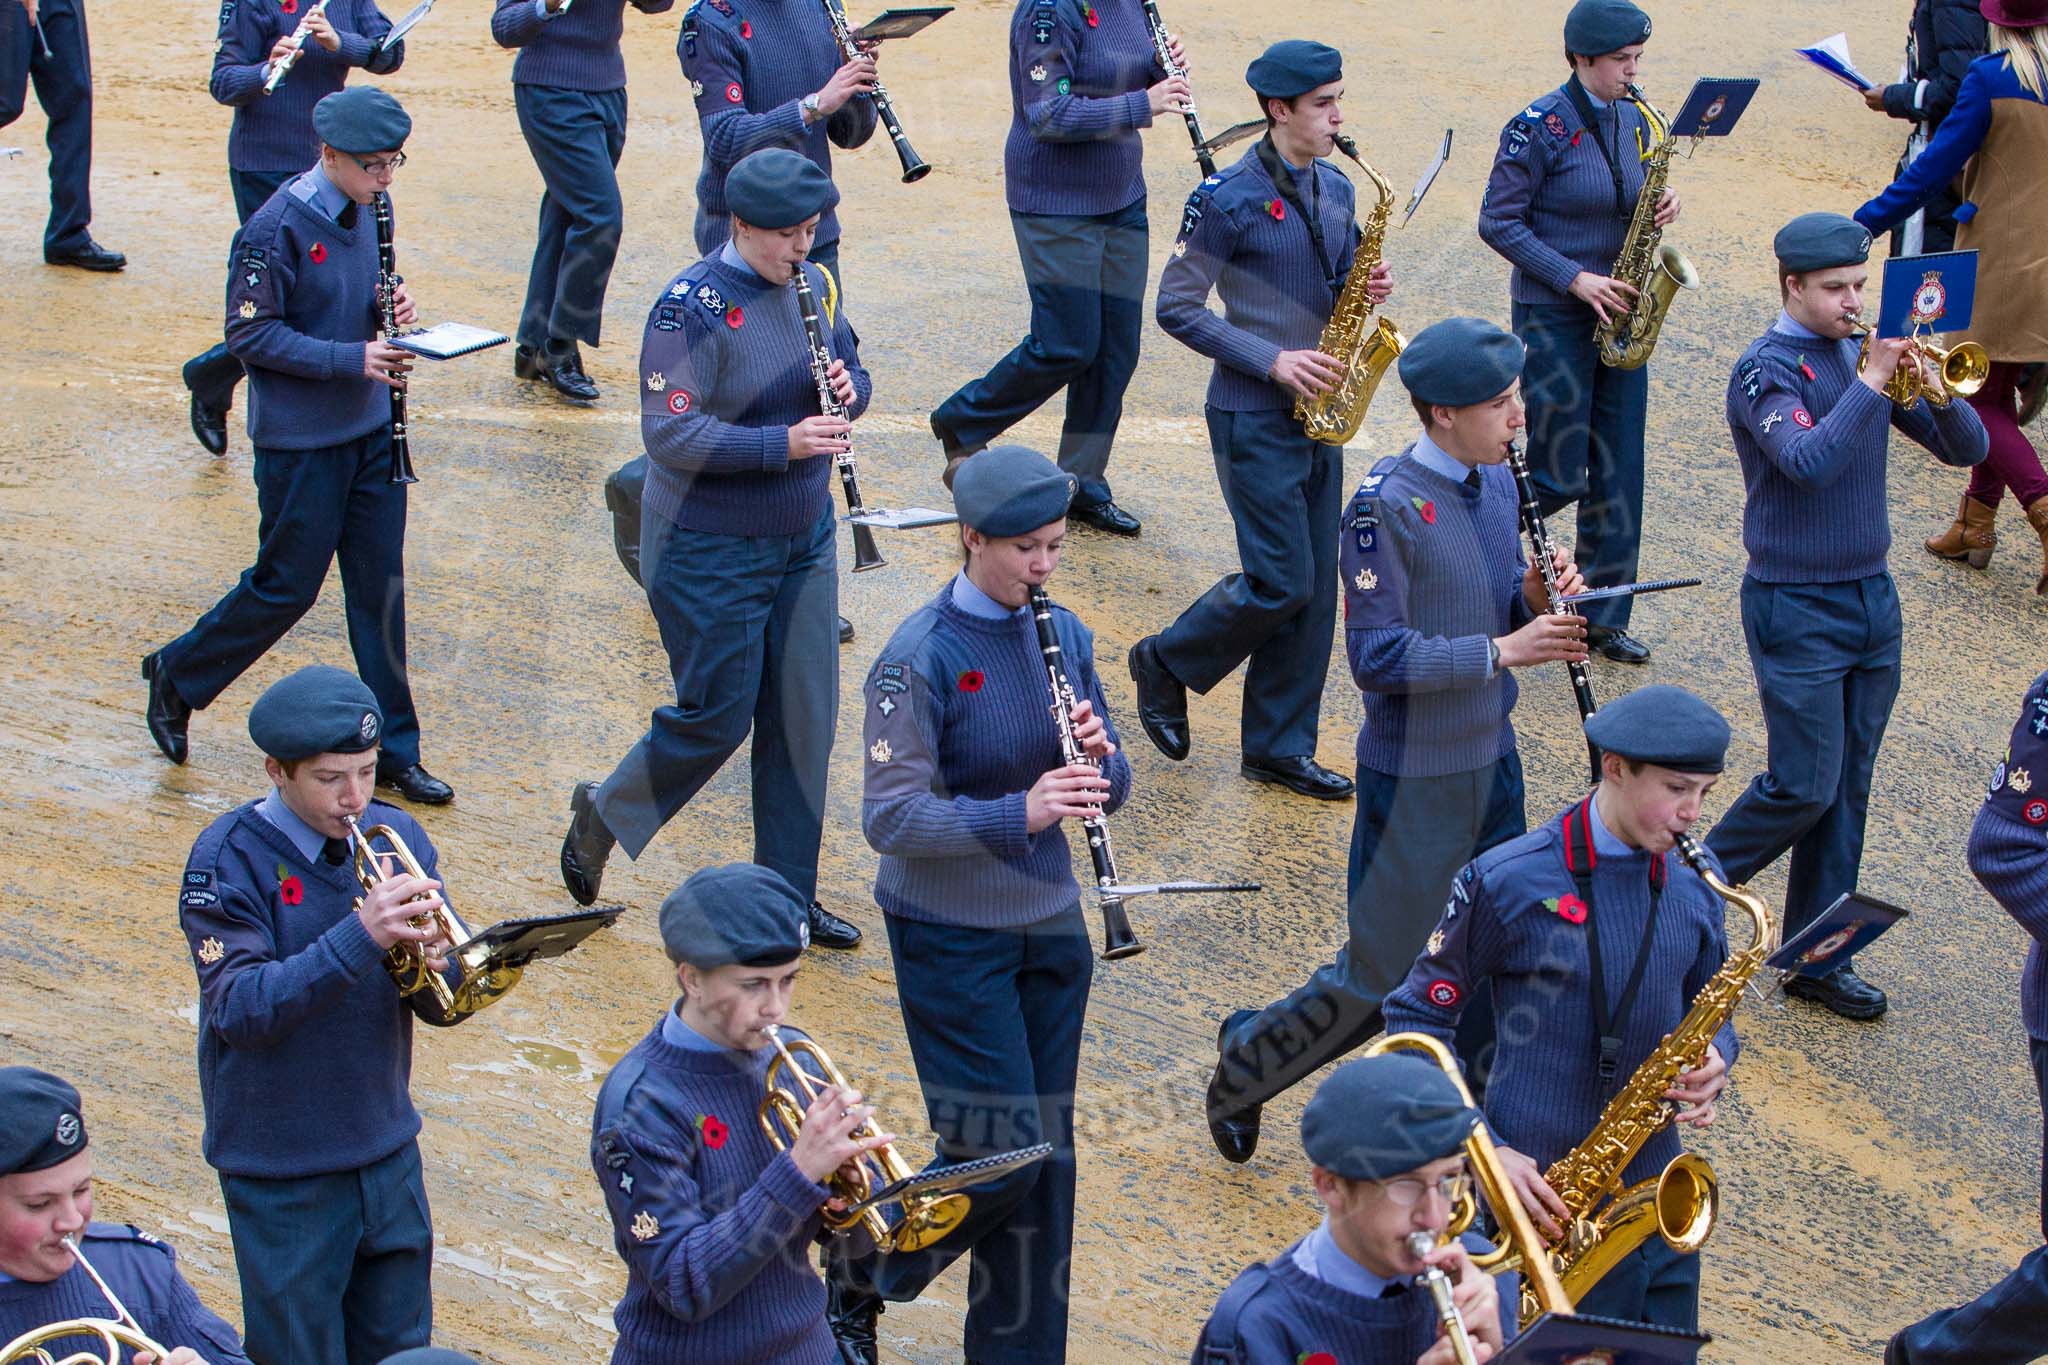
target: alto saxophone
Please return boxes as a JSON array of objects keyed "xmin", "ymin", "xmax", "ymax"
[
  {"xmin": 1592, "ymin": 85, "xmax": 1699, "ymax": 371},
  {"xmin": 1295, "ymin": 134, "xmax": 1406, "ymax": 446},
  {"xmin": 1505, "ymin": 832, "xmax": 1771, "ymax": 1324}
]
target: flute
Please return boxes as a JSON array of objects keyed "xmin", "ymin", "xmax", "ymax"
[
  {"xmin": 1504, "ymin": 440, "xmax": 1599, "ymax": 783},
  {"xmin": 263, "ymin": 0, "xmax": 331, "ymax": 94},
  {"xmin": 1139, "ymin": 0, "xmax": 1212, "ymax": 177},
  {"xmin": 790, "ymin": 264, "xmax": 882, "ymax": 571}
]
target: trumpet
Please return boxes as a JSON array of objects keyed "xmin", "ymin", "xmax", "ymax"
[
  {"xmin": 263, "ymin": 0, "xmax": 331, "ymax": 94},
  {"xmin": 344, "ymin": 815, "xmax": 521, "ymax": 1024},
  {"xmin": 1, "ymin": 1237, "xmax": 174, "ymax": 1365},
  {"xmin": 1853, "ymin": 317, "xmax": 1989, "ymax": 409},
  {"xmin": 1407, "ymin": 1231, "xmax": 1480, "ymax": 1365}
]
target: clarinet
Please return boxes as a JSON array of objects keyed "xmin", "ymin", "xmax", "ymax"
[
  {"xmin": 373, "ymin": 192, "xmax": 417, "ymax": 486},
  {"xmin": 1505, "ymin": 442, "xmax": 1595, "ymax": 781},
  {"xmin": 817, "ymin": 0, "xmax": 930, "ymax": 183},
  {"xmin": 1030, "ymin": 586, "xmax": 1142, "ymax": 960},
  {"xmin": 1139, "ymin": 0, "xmax": 1213, "ymax": 177},
  {"xmin": 263, "ymin": 0, "xmax": 331, "ymax": 94},
  {"xmin": 791, "ymin": 265, "xmax": 882, "ymax": 572}
]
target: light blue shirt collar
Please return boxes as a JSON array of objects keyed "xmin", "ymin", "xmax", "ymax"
[
  {"xmin": 1587, "ymin": 790, "xmax": 1634, "ymax": 859},
  {"xmin": 1295, "ymin": 1219, "xmax": 1398, "ymax": 1298},
  {"xmin": 299, "ymin": 163, "xmax": 353, "ymax": 225},
  {"xmin": 950, "ymin": 570, "xmax": 1027, "ymax": 620},
  {"xmin": 660, "ymin": 1001, "xmax": 733, "ymax": 1052},
  {"xmin": 1771, "ymin": 309, "xmax": 1826, "ymax": 341},
  {"xmin": 1585, "ymin": 88, "xmax": 1611, "ymax": 110},
  {"xmin": 1410, "ymin": 430, "xmax": 1480, "ymax": 488},
  {"xmin": 720, "ymin": 239, "xmax": 786, "ymax": 286},
  {"xmin": 256, "ymin": 789, "xmax": 329, "ymax": 865}
]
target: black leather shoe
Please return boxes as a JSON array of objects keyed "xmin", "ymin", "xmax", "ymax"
[
  {"xmin": 561, "ymin": 782, "xmax": 615, "ymax": 906},
  {"xmin": 807, "ymin": 900, "xmax": 862, "ymax": 950},
  {"xmin": 1586, "ymin": 624, "xmax": 1652, "ymax": 665},
  {"xmin": 1240, "ymin": 755, "xmax": 1354, "ymax": 800},
  {"xmin": 1206, "ymin": 1010, "xmax": 1262, "ymax": 1164},
  {"xmin": 1070, "ymin": 499, "xmax": 1142, "ymax": 536},
  {"xmin": 141, "ymin": 651, "xmax": 191, "ymax": 765},
  {"xmin": 378, "ymin": 763, "xmax": 454, "ymax": 805},
  {"xmin": 1127, "ymin": 636, "xmax": 1190, "ymax": 761},
  {"xmin": 838, "ymin": 615, "xmax": 855, "ymax": 645},
  {"xmin": 189, "ymin": 392, "xmax": 229, "ymax": 456},
  {"xmin": 1784, "ymin": 966, "xmax": 1889, "ymax": 1020},
  {"xmin": 512, "ymin": 344, "xmax": 546, "ymax": 381},
  {"xmin": 824, "ymin": 1251, "xmax": 882, "ymax": 1364},
  {"xmin": 45, "ymin": 238, "xmax": 125, "ymax": 272},
  {"xmin": 542, "ymin": 348, "xmax": 600, "ymax": 403}
]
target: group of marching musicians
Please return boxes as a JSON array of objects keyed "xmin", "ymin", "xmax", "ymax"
[{"xmin": 6, "ymin": 0, "xmax": 2048, "ymax": 1359}]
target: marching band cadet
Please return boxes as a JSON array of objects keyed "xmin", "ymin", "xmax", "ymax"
[
  {"xmin": 590, "ymin": 863, "xmax": 887, "ymax": 1364},
  {"xmin": 1131, "ymin": 39, "xmax": 1392, "ymax": 800},
  {"xmin": 1192, "ymin": 1055, "xmax": 1513, "ymax": 1365},
  {"xmin": 0, "ymin": 0, "xmax": 123, "ymax": 271},
  {"xmin": 926, "ymin": 0, "xmax": 1192, "ymax": 536},
  {"xmin": 144, "ymin": 87, "xmax": 454, "ymax": 807},
  {"xmin": 1383, "ymin": 685, "xmax": 1740, "ymax": 1331},
  {"xmin": 1704, "ymin": 212, "xmax": 1987, "ymax": 1021},
  {"xmin": 1854, "ymin": 3, "xmax": 2048, "ymax": 594},
  {"xmin": 1477, "ymin": 0, "xmax": 1671, "ymax": 665},
  {"xmin": 493, "ymin": 0, "xmax": 674, "ymax": 406},
  {"xmin": 828, "ymin": 445, "xmax": 1133, "ymax": 1364},
  {"xmin": 185, "ymin": 0, "xmax": 405, "ymax": 455},
  {"xmin": 176, "ymin": 666, "xmax": 470, "ymax": 1363},
  {"xmin": 1201, "ymin": 319, "xmax": 1586, "ymax": 1165},
  {"xmin": 1886, "ymin": 668, "xmax": 2048, "ymax": 1361},
  {"xmin": 0, "ymin": 1068, "xmax": 252, "ymax": 1365},
  {"xmin": 561, "ymin": 149, "xmax": 867, "ymax": 953}
]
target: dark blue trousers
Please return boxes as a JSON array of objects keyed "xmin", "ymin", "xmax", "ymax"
[
  {"xmin": 1572, "ymin": 1235, "xmax": 1702, "ymax": 1332},
  {"xmin": 162, "ymin": 429, "xmax": 422, "ymax": 767},
  {"xmin": 1, "ymin": 0, "xmax": 95, "ymax": 252},
  {"xmin": 218, "ymin": 1140, "xmax": 432, "ymax": 1365},
  {"xmin": 595, "ymin": 504, "xmax": 838, "ymax": 896},
  {"xmin": 1155, "ymin": 408, "xmax": 1341, "ymax": 761},
  {"xmin": 931, "ymin": 200, "xmax": 1146, "ymax": 507},
  {"xmin": 1214, "ymin": 755, "xmax": 1524, "ymax": 1111},
  {"xmin": 1891, "ymin": 1039, "xmax": 2048, "ymax": 1363},
  {"xmin": 1706, "ymin": 574, "xmax": 1902, "ymax": 964},
  {"xmin": 1513, "ymin": 299, "xmax": 1650, "ymax": 632},
  {"xmin": 874, "ymin": 905, "xmax": 1092, "ymax": 1365},
  {"xmin": 185, "ymin": 168, "xmax": 299, "ymax": 415},
  {"xmin": 513, "ymin": 83, "xmax": 627, "ymax": 352}
]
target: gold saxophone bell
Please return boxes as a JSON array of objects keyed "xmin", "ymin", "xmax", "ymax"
[
  {"xmin": 758, "ymin": 1027, "xmax": 970, "ymax": 1253},
  {"xmin": 345, "ymin": 816, "xmax": 521, "ymax": 1024},
  {"xmin": 1855, "ymin": 321, "xmax": 1990, "ymax": 408}
]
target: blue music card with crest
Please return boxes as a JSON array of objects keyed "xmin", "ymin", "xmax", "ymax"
[
  {"xmin": 1668, "ymin": 78, "xmax": 1759, "ymax": 138},
  {"xmin": 1498, "ymin": 1313, "xmax": 1709, "ymax": 1363},
  {"xmin": 1875, "ymin": 249, "xmax": 1979, "ymax": 338},
  {"xmin": 1765, "ymin": 891, "xmax": 1910, "ymax": 980}
]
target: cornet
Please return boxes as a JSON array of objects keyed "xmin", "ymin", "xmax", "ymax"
[
  {"xmin": 344, "ymin": 815, "xmax": 521, "ymax": 1024},
  {"xmin": 0, "ymin": 1237, "xmax": 174, "ymax": 1365},
  {"xmin": 1853, "ymin": 315, "xmax": 1989, "ymax": 409}
]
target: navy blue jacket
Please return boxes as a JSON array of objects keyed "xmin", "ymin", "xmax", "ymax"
[
  {"xmin": 211, "ymin": 0, "xmax": 403, "ymax": 172},
  {"xmin": 0, "ymin": 1224, "xmax": 252, "ymax": 1364},
  {"xmin": 1971, "ymin": 667, "xmax": 2048, "ymax": 1043},
  {"xmin": 1878, "ymin": 0, "xmax": 1987, "ymax": 130},
  {"xmin": 1003, "ymin": 0, "xmax": 1158, "ymax": 216}
]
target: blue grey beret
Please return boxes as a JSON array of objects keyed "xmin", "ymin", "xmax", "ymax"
[
  {"xmin": 952, "ymin": 445, "xmax": 1076, "ymax": 536},
  {"xmin": 1773, "ymin": 212, "xmax": 1873, "ymax": 273},
  {"xmin": 312, "ymin": 86, "xmax": 411, "ymax": 155},
  {"xmin": 247, "ymin": 666, "xmax": 382, "ymax": 761},
  {"xmin": 1302, "ymin": 1054, "xmax": 1477, "ymax": 1181},
  {"xmin": 377, "ymin": 1352, "xmax": 478, "ymax": 1365},
  {"xmin": 1585, "ymin": 684, "xmax": 1729, "ymax": 773},
  {"xmin": 0, "ymin": 1067, "xmax": 88, "ymax": 1176},
  {"xmin": 1246, "ymin": 40, "xmax": 1342, "ymax": 99},
  {"xmin": 726, "ymin": 148, "xmax": 840, "ymax": 230},
  {"xmin": 1399, "ymin": 317, "xmax": 1526, "ymax": 409},
  {"xmin": 1564, "ymin": 0, "xmax": 1652, "ymax": 54},
  {"xmin": 661, "ymin": 863, "xmax": 811, "ymax": 968}
]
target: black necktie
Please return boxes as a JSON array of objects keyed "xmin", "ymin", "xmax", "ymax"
[
  {"xmin": 338, "ymin": 201, "xmax": 358, "ymax": 230},
  {"xmin": 1380, "ymin": 1280, "xmax": 1409, "ymax": 1298},
  {"xmin": 322, "ymin": 837, "xmax": 350, "ymax": 866},
  {"xmin": 1464, "ymin": 469, "xmax": 1481, "ymax": 493}
]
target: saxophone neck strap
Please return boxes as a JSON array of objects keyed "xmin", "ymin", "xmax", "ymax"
[
  {"xmin": 1563, "ymin": 75, "xmax": 1629, "ymax": 220},
  {"xmin": 1564, "ymin": 796, "xmax": 1665, "ymax": 1086},
  {"xmin": 1253, "ymin": 134, "xmax": 1336, "ymax": 293}
]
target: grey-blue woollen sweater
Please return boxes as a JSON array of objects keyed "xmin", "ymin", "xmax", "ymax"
[
  {"xmin": 1341, "ymin": 447, "xmax": 1530, "ymax": 779},
  {"xmin": 1477, "ymin": 82, "xmax": 1650, "ymax": 307},
  {"xmin": 224, "ymin": 177, "xmax": 386, "ymax": 450},
  {"xmin": 1969, "ymin": 666, "xmax": 2048, "ymax": 1043},
  {"xmin": 210, "ymin": 0, "xmax": 403, "ymax": 173},
  {"xmin": 680, "ymin": 0, "xmax": 875, "ymax": 255},
  {"xmin": 1383, "ymin": 807, "xmax": 1740, "ymax": 1191},
  {"xmin": 592, "ymin": 1022, "xmax": 837, "ymax": 1364},
  {"xmin": 862, "ymin": 588, "xmax": 1133, "ymax": 929},
  {"xmin": 1725, "ymin": 324, "xmax": 1987, "ymax": 582},
  {"xmin": 638, "ymin": 255, "xmax": 872, "ymax": 536},
  {"xmin": 1003, "ymin": 0, "xmax": 1157, "ymax": 216},
  {"xmin": 491, "ymin": 0, "xmax": 674, "ymax": 91}
]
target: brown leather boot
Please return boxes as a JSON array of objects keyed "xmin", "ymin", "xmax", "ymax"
[
  {"xmin": 2026, "ymin": 498, "xmax": 2048, "ymax": 595},
  {"xmin": 1924, "ymin": 494, "xmax": 1998, "ymax": 569}
]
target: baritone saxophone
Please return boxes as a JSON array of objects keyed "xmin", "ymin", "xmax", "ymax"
[{"xmin": 1295, "ymin": 134, "xmax": 1405, "ymax": 446}]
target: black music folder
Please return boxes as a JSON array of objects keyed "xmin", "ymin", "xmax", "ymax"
[
  {"xmin": 848, "ymin": 6, "xmax": 951, "ymax": 43},
  {"xmin": 465, "ymin": 907, "xmax": 621, "ymax": 971},
  {"xmin": 1498, "ymin": 1312, "xmax": 1709, "ymax": 1363}
]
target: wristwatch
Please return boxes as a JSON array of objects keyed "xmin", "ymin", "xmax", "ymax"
[
  {"xmin": 801, "ymin": 93, "xmax": 822, "ymax": 123},
  {"xmin": 1487, "ymin": 640, "xmax": 1501, "ymax": 674}
]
